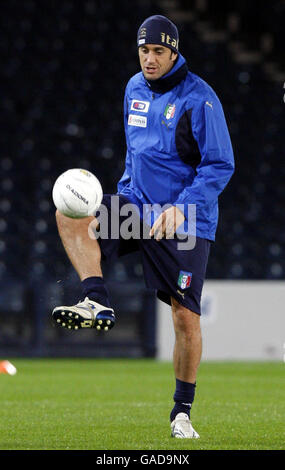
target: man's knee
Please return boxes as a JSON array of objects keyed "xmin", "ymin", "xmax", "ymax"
[
  {"xmin": 55, "ymin": 209, "xmax": 74, "ymax": 232},
  {"xmin": 171, "ymin": 297, "xmax": 201, "ymax": 336},
  {"xmin": 55, "ymin": 208, "xmax": 71, "ymax": 224},
  {"xmin": 55, "ymin": 209, "xmax": 95, "ymax": 230}
]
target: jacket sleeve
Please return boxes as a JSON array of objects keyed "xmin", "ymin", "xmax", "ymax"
[
  {"xmin": 117, "ymin": 86, "xmax": 133, "ymax": 194},
  {"xmin": 174, "ymin": 95, "xmax": 235, "ymax": 209}
]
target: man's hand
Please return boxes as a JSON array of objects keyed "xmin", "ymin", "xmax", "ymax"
[{"xmin": 149, "ymin": 206, "xmax": 185, "ymax": 241}]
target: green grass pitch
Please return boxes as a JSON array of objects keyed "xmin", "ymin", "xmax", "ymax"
[{"xmin": 0, "ymin": 359, "xmax": 284, "ymax": 450}]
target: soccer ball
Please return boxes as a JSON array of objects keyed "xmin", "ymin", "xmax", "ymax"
[{"xmin": 52, "ymin": 168, "xmax": 103, "ymax": 218}]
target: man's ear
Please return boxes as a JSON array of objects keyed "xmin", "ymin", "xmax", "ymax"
[{"xmin": 170, "ymin": 51, "xmax": 178, "ymax": 62}]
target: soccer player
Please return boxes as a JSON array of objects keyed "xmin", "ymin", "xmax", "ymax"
[{"xmin": 52, "ymin": 15, "xmax": 234, "ymax": 438}]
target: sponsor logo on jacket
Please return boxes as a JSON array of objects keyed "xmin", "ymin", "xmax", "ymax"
[
  {"xmin": 131, "ymin": 100, "xmax": 150, "ymax": 113},
  {"xmin": 128, "ymin": 114, "xmax": 147, "ymax": 128}
]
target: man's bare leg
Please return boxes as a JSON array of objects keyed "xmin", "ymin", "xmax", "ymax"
[
  {"xmin": 51, "ymin": 210, "xmax": 115, "ymax": 331},
  {"xmin": 55, "ymin": 209, "xmax": 102, "ymax": 280},
  {"xmin": 171, "ymin": 298, "xmax": 202, "ymax": 383},
  {"xmin": 170, "ymin": 297, "xmax": 202, "ymax": 424}
]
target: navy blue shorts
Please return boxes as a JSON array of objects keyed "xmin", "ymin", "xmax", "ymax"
[{"xmin": 95, "ymin": 195, "xmax": 211, "ymax": 315}]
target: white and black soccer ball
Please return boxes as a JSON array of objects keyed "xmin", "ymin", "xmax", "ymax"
[{"xmin": 52, "ymin": 168, "xmax": 103, "ymax": 218}]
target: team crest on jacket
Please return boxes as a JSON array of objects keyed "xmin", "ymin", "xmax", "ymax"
[
  {"xmin": 164, "ymin": 103, "xmax": 176, "ymax": 120},
  {"xmin": 177, "ymin": 271, "xmax": 192, "ymax": 290}
]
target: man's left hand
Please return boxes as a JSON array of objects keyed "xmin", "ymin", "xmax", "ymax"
[{"xmin": 149, "ymin": 206, "xmax": 185, "ymax": 241}]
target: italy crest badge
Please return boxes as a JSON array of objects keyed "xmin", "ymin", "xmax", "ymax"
[
  {"xmin": 164, "ymin": 103, "xmax": 176, "ymax": 120},
  {"xmin": 177, "ymin": 271, "xmax": 192, "ymax": 290}
]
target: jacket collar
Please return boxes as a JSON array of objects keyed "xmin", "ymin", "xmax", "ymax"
[{"xmin": 144, "ymin": 53, "xmax": 188, "ymax": 94}]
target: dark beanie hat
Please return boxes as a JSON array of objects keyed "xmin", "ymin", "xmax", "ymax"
[{"xmin": 137, "ymin": 15, "xmax": 179, "ymax": 54}]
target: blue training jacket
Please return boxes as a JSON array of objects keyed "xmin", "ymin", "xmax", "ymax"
[{"xmin": 117, "ymin": 53, "xmax": 235, "ymax": 241}]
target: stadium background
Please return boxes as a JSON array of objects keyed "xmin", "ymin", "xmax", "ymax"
[{"xmin": 0, "ymin": 0, "xmax": 284, "ymax": 359}]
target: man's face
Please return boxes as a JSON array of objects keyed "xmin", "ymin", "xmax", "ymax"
[{"xmin": 138, "ymin": 44, "xmax": 177, "ymax": 81}]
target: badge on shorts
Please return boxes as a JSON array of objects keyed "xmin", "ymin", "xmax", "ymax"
[{"xmin": 177, "ymin": 271, "xmax": 192, "ymax": 290}]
